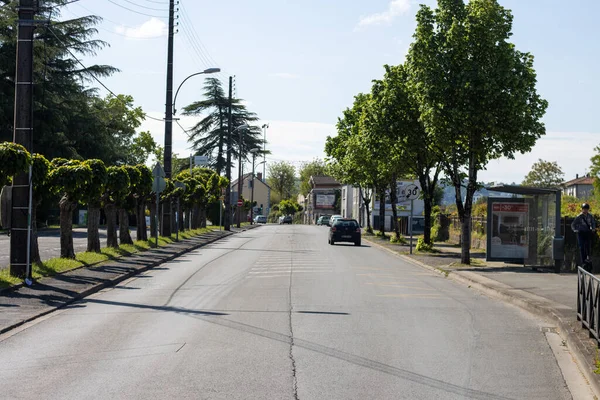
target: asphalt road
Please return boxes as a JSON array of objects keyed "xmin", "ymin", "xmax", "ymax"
[
  {"xmin": 0, "ymin": 227, "xmax": 141, "ymax": 269},
  {"xmin": 0, "ymin": 225, "xmax": 574, "ymax": 399}
]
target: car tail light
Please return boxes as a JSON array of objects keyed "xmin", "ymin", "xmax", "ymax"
[
  {"xmin": 331, "ymin": 227, "xmax": 336, "ymax": 232},
  {"xmin": 356, "ymin": 228, "xmax": 361, "ymax": 233}
]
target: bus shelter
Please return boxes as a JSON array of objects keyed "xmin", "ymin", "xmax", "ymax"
[{"xmin": 487, "ymin": 186, "xmax": 563, "ymax": 273}]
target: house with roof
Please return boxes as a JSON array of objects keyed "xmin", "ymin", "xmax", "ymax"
[
  {"xmin": 230, "ymin": 172, "xmax": 271, "ymax": 219},
  {"xmin": 305, "ymin": 175, "xmax": 341, "ymax": 224},
  {"xmin": 563, "ymin": 174, "xmax": 594, "ymax": 199}
]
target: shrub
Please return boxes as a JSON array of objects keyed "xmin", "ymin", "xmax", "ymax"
[
  {"xmin": 416, "ymin": 237, "xmax": 434, "ymax": 252},
  {"xmin": 390, "ymin": 235, "xmax": 406, "ymax": 244}
]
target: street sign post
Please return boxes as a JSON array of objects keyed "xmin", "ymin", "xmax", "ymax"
[
  {"xmin": 173, "ymin": 181, "xmax": 186, "ymax": 241},
  {"xmin": 402, "ymin": 184, "xmax": 420, "ymax": 254},
  {"xmin": 237, "ymin": 199, "xmax": 244, "ymax": 207}
]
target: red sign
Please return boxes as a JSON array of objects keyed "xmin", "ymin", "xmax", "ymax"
[
  {"xmin": 492, "ymin": 203, "xmax": 528, "ymax": 213},
  {"xmin": 237, "ymin": 199, "xmax": 244, "ymax": 207}
]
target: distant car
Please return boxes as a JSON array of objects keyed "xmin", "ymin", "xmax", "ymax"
[
  {"xmin": 329, "ymin": 215, "xmax": 343, "ymax": 226},
  {"xmin": 279, "ymin": 215, "xmax": 293, "ymax": 224},
  {"xmin": 329, "ymin": 218, "xmax": 361, "ymax": 246},
  {"xmin": 254, "ymin": 215, "xmax": 267, "ymax": 224},
  {"xmin": 317, "ymin": 216, "xmax": 330, "ymax": 226}
]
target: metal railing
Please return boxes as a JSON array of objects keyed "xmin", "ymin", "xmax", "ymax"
[{"xmin": 577, "ymin": 267, "xmax": 600, "ymax": 342}]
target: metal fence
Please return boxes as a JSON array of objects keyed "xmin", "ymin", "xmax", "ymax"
[{"xmin": 577, "ymin": 267, "xmax": 600, "ymax": 343}]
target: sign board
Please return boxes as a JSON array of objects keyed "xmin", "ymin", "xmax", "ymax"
[
  {"xmin": 487, "ymin": 199, "xmax": 530, "ymax": 262},
  {"xmin": 152, "ymin": 162, "xmax": 165, "ymax": 178},
  {"xmin": 401, "ymin": 184, "xmax": 420, "ymax": 200},
  {"xmin": 153, "ymin": 176, "xmax": 166, "ymax": 193},
  {"xmin": 237, "ymin": 199, "xmax": 244, "ymax": 207},
  {"xmin": 194, "ymin": 156, "xmax": 209, "ymax": 166},
  {"xmin": 315, "ymin": 193, "xmax": 336, "ymax": 209}
]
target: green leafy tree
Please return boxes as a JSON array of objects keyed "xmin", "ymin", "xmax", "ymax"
[
  {"xmin": 103, "ymin": 166, "xmax": 130, "ymax": 248},
  {"xmin": 182, "ymin": 78, "xmax": 264, "ymax": 174},
  {"xmin": 0, "ymin": 142, "xmax": 31, "ymax": 187},
  {"xmin": 278, "ymin": 199, "xmax": 299, "ymax": 216},
  {"xmin": 50, "ymin": 158, "xmax": 92, "ymax": 258},
  {"xmin": 406, "ymin": 0, "xmax": 548, "ymax": 264},
  {"xmin": 80, "ymin": 159, "xmax": 107, "ymax": 253},
  {"xmin": 127, "ymin": 131, "xmax": 158, "ymax": 165},
  {"xmin": 298, "ymin": 159, "xmax": 327, "ymax": 196},
  {"xmin": 267, "ymin": 161, "xmax": 296, "ymax": 202},
  {"xmin": 521, "ymin": 159, "xmax": 564, "ymax": 188},
  {"xmin": 0, "ymin": 2, "xmax": 118, "ymax": 160}
]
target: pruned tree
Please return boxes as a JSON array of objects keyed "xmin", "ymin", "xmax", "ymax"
[
  {"xmin": 119, "ymin": 165, "xmax": 141, "ymax": 245},
  {"xmin": 0, "ymin": 141, "xmax": 31, "ymax": 187},
  {"xmin": 30, "ymin": 154, "xmax": 51, "ymax": 263},
  {"xmin": 267, "ymin": 161, "xmax": 296, "ymax": 202},
  {"xmin": 50, "ymin": 158, "xmax": 92, "ymax": 258},
  {"xmin": 135, "ymin": 164, "xmax": 153, "ymax": 241},
  {"xmin": 81, "ymin": 159, "xmax": 107, "ymax": 252},
  {"xmin": 104, "ymin": 166, "xmax": 130, "ymax": 248}
]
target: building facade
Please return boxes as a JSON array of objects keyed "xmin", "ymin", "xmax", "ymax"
[
  {"xmin": 304, "ymin": 176, "xmax": 341, "ymax": 224},
  {"xmin": 231, "ymin": 172, "xmax": 271, "ymax": 218},
  {"xmin": 563, "ymin": 175, "xmax": 594, "ymax": 199}
]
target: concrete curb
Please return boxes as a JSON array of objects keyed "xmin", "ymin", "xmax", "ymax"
[
  {"xmin": 0, "ymin": 227, "xmax": 258, "ymax": 336},
  {"xmin": 364, "ymin": 236, "xmax": 600, "ymax": 398}
]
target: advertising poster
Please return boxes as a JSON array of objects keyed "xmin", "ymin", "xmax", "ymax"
[
  {"xmin": 315, "ymin": 193, "xmax": 335, "ymax": 209},
  {"xmin": 488, "ymin": 200, "xmax": 529, "ymax": 261}
]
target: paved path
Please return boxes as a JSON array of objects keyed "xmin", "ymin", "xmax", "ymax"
[{"xmin": 0, "ymin": 225, "xmax": 577, "ymax": 399}]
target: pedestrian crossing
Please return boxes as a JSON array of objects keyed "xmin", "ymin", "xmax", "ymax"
[{"xmin": 245, "ymin": 252, "xmax": 334, "ymax": 279}]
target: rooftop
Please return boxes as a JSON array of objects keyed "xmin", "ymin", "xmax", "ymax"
[
  {"xmin": 310, "ymin": 175, "xmax": 340, "ymax": 187},
  {"xmin": 563, "ymin": 176, "xmax": 594, "ymax": 186}
]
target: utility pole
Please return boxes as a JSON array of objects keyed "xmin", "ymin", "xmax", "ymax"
[
  {"xmin": 161, "ymin": 0, "xmax": 175, "ymax": 236},
  {"xmin": 10, "ymin": 0, "xmax": 35, "ymax": 278},
  {"xmin": 224, "ymin": 76, "xmax": 233, "ymax": 231},
  {"xmin": 237, "ymin": 126, "xmax": 243, "ymax": 228}
]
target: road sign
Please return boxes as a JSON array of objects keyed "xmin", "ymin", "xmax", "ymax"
[
  {"xmin": 152, "ymin": 162, "xmax": 165, "ymax": 178},
  {"xmin": 194, "ymin": 156, "xmax": 209, "ymax": 166},
  {"xmin": 402, "ymin": 184, "xmax": 420, "ymax": 200},
  {"xmin": 237, "ymin": 199, "xmax": 243, "ymax": 207},
  {"xmin": 153, "ymin": 176, "xmax": 166, "ymax": 193}
]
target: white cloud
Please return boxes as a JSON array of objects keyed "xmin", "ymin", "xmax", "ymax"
[
  {"xmin": 270, "ymin": 72, "xmax": 300, "ymax": 79},
  {"xmin": 357, "ymin": 0, "xmax": 411, "ymax": 29},
  {"xmin": 115, "ymin": 18, "xmax": 167, "ymax": 39}
]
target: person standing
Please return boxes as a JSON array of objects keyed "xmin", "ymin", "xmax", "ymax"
[{"xmin": 571, "ymin": 203, "xmax": 597, "ymax": 271}]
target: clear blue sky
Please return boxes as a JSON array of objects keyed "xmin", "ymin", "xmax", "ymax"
[{"xmin": 63, "ymin": 0, "xmax": 600, "ymax": 182}]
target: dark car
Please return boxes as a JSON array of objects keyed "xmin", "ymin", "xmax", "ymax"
[
  {"xmin": 328, "ymin": 218, "xmax": 361, "ymax": 246},
  {"xmin": 280, "ymin": 215, "xmax": 293, "ymax": 224}
]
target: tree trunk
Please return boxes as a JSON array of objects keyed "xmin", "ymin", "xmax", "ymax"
[
  {"xmin": 192, "ymin": 205, "xmax": 201, "ymax": 229},
  {"xmin": 150, "ymin": 201, "xmax": 157, "ymax": 238},
  {"xmin": 137, "ymin": 201, "xmax": 147, "ymax": 241},
  {"xmin": 361, "ymin": 188, "xmax": 372, "ymax": 234},
  {"xmin": 119, "ymin": 208, "xmax": 133, "ymax": 245},
  {"xmin": 423, "ymin": 198, "xmax": 433, "ymax": 244},
  {"xmin": 389, "ymin": 180, "xmax": 400, "ymax": 241},
  {"xmin": 31, "ymin": 201, "xmax": 41, "ymax": 264},
  {"xmin": 178, "ymin": 202, "xmax": 184, "ymax": 232},
  {"xmin": 378, "ymin": 187, "xmax": 386, "ymax": 236},
  {"xmin": 201, "ymin": 207, "xmax": 207, "ymax": 228},
  {"xmin": 460, "ymin": 214, "xmax": 471, "ymax": 264},
  {"xmin": 59, "ymin": 195, "xmax": 76, "ymax": 259},
  {"xmin": 105, "ymin": 203, "xmax": 118, "ymax": 248},
  {"xmin": 87, "ymin": 206, "xmax": 101, "ymax": 253},
  {"xmin": 185, "ymin": 209, "xmax": 191, "ymax": 231}
]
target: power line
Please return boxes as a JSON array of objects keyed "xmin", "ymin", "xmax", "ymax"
[
  {"xmin": 118, "ymin": 0, "xmax": 167, "ymax": 12},
  {"xmin": 47, "ymin": 25, "xmax": 164, "ymax": 122},
  {"xmin": 106, "ymin": 0, "xmax": 167, "ymax": 18},
  {"xmin": 178, "ymin": 2, "xmax": 219, "ymax": 68}
]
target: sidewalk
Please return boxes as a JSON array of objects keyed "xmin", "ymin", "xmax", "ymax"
[
  {"xmin": 0, "ymin": 226, "xmax": 256, "ymax": 336},
  {"xmin": 364, "ymin": 234, "xmax": 600, "ymax": 395}
]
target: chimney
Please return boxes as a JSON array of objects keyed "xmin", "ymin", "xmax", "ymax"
[
  {"xmin": 257, "ymin": 172, "xmax": 263, "ymax": 182},
  {"xmin": 576, "ymin": 174, "xmax": 579, "ymax": 179}
]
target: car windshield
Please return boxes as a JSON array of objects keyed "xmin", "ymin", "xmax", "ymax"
[{"xmin": 334, "ymin": 220, "xmax": 358, "ymax": 228}]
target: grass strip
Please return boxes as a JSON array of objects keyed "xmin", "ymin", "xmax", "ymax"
[{"xmin": 0, "ymin": 226, "xmax": 224, "ymax": 289}]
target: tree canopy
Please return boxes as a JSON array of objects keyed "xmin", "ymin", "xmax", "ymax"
[{"xmin": 522, "ymin": 159, "xmax": 564, "ymax": 188}]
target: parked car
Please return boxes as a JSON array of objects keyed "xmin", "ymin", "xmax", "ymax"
[
  {"xmin": 329, "ymin": 218, "xmax": 361, "ymax": 246},
  {"xmin": 317, "ymin": 216, "xmax": 331, "ymax": 226},
  {"xmin": 329, "ymin": 215, "xmax": 343, "ymax": 226},
  {"xmin": 279, "ymin": 215, "xmax": 293, "ymax": 224},
  {"xmin": 254, "ymin": 215, "xmax": 267, "ymax": 224}
]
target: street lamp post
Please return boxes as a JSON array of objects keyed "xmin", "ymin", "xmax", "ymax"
[
  {"xmin": 163, "ymin": 67, "xmax": 220, "ymax": 236},
  {"xmin": 262, "ymin": 124, "xmax": 269, "ymax": 182},
  {"xmin": 249, "ymin": 149, "xmax": 265, "ymax": 224}
]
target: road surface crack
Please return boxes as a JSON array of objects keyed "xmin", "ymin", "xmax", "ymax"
[{"xmin": 288, "ymin": 237, "xmax": 299, "ymax": 400}]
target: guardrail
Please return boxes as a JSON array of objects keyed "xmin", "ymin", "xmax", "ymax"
[{"xmin": 577, "ymin": 267, "xmax": 600, "ymax": 342}]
